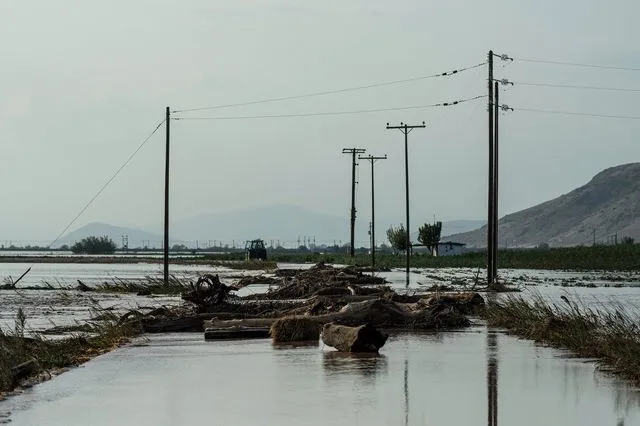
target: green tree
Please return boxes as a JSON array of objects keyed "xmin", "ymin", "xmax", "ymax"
[
  {"xmin": 71, "ymin": 236, "xmax": 117, "ymax": 254},
  {"xmin": 418, "ymin": 221, "xmax": 443, "ymax": 256},
  {"xmin": 621, "ymin": 236, "xmax": 635, "ymax": 245},
  {"xmin": 386, "ymin": 225, "xmax": 408, "ymax": 252}
]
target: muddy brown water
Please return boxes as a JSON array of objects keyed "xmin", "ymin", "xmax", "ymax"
[{"xmin": 1, "ymin": 328, "xmax": 639, "ymax": 425}]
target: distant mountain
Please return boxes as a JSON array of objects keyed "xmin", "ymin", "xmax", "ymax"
[
  {"xmin": 449, "ymin": 163, "xmax": 640, "ymax": 247},
  {"xmin": 138, "ymin": 204, "xmax": 484, "ymax": 247},
  {"xmin": 157, "ymin": 204, "xmax": 347, "ymax": 246},
  {"xmin": 441, "ymin": 220, "xmax": 486, "ymax": 237},
  {"xmin": 56, "ymin": 222, "xmax": 165, "ymax": 248}
]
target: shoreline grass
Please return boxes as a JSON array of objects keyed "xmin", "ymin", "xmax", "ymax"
[
  {"xmin": 0, "ymin": 308, "xmax": 141, "ymax": 395},
  {"xmin": 484, "ymin": 293, "xmax": 640, "ymax": 385}
]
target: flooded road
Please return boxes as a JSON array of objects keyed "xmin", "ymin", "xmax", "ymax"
[
  {"xmin": 2, "ymin": 327, "xmax": 639, "ymax": 425},
  {"xmin": 1, "ymin": 262, "xmax": 640, "ymax": 425}
]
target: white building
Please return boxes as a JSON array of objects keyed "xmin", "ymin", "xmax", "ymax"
[{"xmin": 436, "ymin": 241, "xmax": 467, "ymax": 256}]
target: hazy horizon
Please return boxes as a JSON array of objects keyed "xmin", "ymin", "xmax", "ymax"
[{"xmin": 2, "ymin": 0, "xmax": 640, "ymax": 243}]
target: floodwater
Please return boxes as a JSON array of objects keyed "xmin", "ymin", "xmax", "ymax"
[
  {"xmin": 0, "ymin": 262, "xmax": 234, "ymax": 289},
  {"xmin": 1, "ymin": 263, "xmax": 640, "ymax": 425},
  {"xmin": 1, "ymin": 263, "xmax": 640, "ymax": 332},
  {"xmin": 0, "ymin": 263, "xmax": 261, "ymax": 333},
  {"xmin": 1, "ymin": 328, "xmax": 639, "ymax": 425}
]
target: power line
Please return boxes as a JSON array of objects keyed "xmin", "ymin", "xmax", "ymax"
[
  {"xmin": 173, "ymin": 95, "xmax": 486, "ymax": 121},
  {"xmin": 513, "ymin": 81, "xmax": 640, "ymax": 92},
  {"xmin": 513, "ymin": 107, "xmax": 640, "ymax": 121},
  {"xmin": 515, "ymin": 57, "xmax": 640, "ymax": 72},
  {"xmin": 48, "ymin": 119, "xmax": 166, "ymax": 248},
  {"xmin": 171, "ymin": 62, "xmax": 486, "ymax": 113}
]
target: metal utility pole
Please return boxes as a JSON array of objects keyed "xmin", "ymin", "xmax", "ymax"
[
  {"xmin": 342, "ymin": 148, "xmax": 366, "ymax": 257},
  {"xmin": 386, "ymin": 122, "xmax": 426, "ymax": 282},
  {"xmin": 164, "ymin": 106, "xmax": 170, "ymax": 285},
  {"xmin": 359, "ymin": 154, "xmax": 387, "ymax": 271}
]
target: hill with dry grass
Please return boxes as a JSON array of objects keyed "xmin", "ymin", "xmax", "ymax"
[{"xmin": 449, "ymin": 163, "xmax": 640, "ymax": 247}]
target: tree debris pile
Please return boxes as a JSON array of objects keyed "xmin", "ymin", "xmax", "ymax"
[
  {"xmin": 235, "ymin": 275, "xmax": 280, "ymax": 288},
  {"xmin": 181, "ymin": 275, "xmax": 235, "ymax": 307},
  {"xmin": 418, "ymin": 292, "xmax": 486, "ymax": 315},
  {"xmin": 247, "ymin": 263, "xmax": 388, "ymax": 300}
]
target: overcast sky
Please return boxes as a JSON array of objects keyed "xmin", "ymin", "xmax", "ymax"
[{"xmin": 2, "ymin": 0, "xmax": 640, "ymax": 243}]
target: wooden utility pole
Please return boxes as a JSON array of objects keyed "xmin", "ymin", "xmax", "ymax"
[
  {"xmin": 359, "ymin": 154, "xmax": 387, "ymax": 271},
  {"xmin": 487, "ymin": 51, "xmax": 495, "ymax": 287},
  {"xmin": 386, "ymin": 122, "xmax": 426, "ymax": 283},
  {"xmin": 342, "ymin": 148, "xmax": 366, "ymax": 257},
  {"xmin": 493, "ymin": 80, "xmax": 500, "ymax": 282},
  {"xmin": 164, "ymin": 107, "xmax": 170, "ymax": 285}
]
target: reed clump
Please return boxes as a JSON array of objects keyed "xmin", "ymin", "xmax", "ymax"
[
  {"xmin": 95, "ymin": 275, "xmax": 189, "ymax": 295},
  {"xmin": 484, "ymin": 293, "xmax": 640, "ymax": 384},
  {"xmin": 0, "ymin": 306, "xmax": 142, "ymax": 393}
]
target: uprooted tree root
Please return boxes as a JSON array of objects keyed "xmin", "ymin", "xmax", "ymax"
[{"xmin": 484, "ymin": 293, "xmax": 640, "ymax": 385}]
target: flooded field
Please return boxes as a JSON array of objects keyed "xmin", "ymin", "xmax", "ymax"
[
  {"xmin": 0, "ymin": 262, "xmax": 264, "ymax": 332},
  {"xmin": 1, "ymin": 263, "xmax": 640, "ymax": 333},
  {"xmin": 1, "ymin": 329, "xmax": 639, "ymax": 425},
  {"xmin": 1, "ymin": 262, "xmax": 640, "ymax": 425}
]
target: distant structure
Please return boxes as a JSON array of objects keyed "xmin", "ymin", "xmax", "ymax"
[{"xmin": 437, "ymin": 241, "xmax": 467, "ymax": 256}]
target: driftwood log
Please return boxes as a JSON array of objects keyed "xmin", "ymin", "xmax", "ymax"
[
  {"xmin": 11, "ymin": 358, "xmax": 38, "ymax": 387},
  {"xmin": 321, "ymin": 323, "xmax": 388, "ymax": 353},
  {"xmin": 269, "ymin": 316, "xmax": 321, "ymax": 342}
]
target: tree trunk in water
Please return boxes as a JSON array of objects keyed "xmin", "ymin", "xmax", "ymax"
[{"xmin": 321, "ymin": 323, "xmax": 388, "ymax": 352}]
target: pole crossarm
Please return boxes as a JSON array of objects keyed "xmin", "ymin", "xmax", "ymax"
[
  {"xmin": 358, "ymin": 155, "xmax": 388, "ymax": 162},
  {"xmin": 386, "ymin": 121, "xmax": 426, "ymax": 132}
]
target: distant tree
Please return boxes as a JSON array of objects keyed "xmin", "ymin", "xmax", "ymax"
[
  {"xmin": 418, "ymin": 221, "xmax": 443, "ymax": 256},
  {"xmin": 386, "ymin": 225, "xmax": 408, "ymax": 252},
  {"xmin": 536, "ymin": 242, "xmax": 550, "ymax": 250},
  {"xmin": 171, "ymin": 244, "xmax": 189, "ymax": 251},
  {"xmin": 59, "ymin": 244, "xmax": 70, "ymax": 251},
  {"xmin": 621, "ymin": 236, "xmax": 635, "ymax": 245},
  {"xmin": 71, "ymin": 236, "xmax": 117, "ymax": 254}
]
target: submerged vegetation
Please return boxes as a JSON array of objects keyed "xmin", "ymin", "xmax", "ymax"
[
  {"xmin": 95, "ymin": 276, "xmax": 190, "ymax": 295},
  {"xmin": 485, "ymin": 294, "xmax": 640, "ymax": 385}
]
